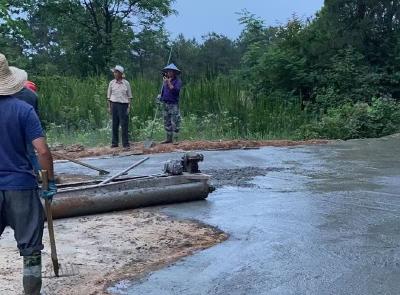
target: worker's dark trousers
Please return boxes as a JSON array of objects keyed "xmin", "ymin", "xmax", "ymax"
[
  {"xmin": 0, "ymin": 190, "xmax": 44, "ymax": 295},
  {"xmin": 111, "ymin": 102, "xmax": 130, "ymax": 147}
]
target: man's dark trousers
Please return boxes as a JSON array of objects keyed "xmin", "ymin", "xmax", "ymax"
[
  {"xmin": 111, "ymin": 102, "xmax": 129, "ymax": 147},
  {"xmin": 0, "ymin": 190, "xmax": 44, "ymax": 295}
]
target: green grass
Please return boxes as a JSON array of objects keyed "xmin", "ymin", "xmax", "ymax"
[{"xmin": 34, "ymin": 75, "xmax": 315, "ymax": 147}]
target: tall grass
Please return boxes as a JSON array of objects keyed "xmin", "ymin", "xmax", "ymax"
[{"xmin": 34, "ymin": 75, "xmax": 314, "ymax": 146}]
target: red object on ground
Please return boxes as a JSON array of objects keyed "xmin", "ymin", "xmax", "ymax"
[{"xmin": 24, "ymin": 80, "xmax": 38, "ymax": 93}]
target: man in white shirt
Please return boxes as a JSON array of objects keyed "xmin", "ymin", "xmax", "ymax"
[{"xmin": 107, "ymin": 65, "xmax": 133, "ymax": 148}]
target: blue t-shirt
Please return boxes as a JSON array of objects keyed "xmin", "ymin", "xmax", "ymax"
[
  {"xmin": 0, "ymin": 96, "xmax": 44, "ymax": 190},
  {"xmin": 13, "ymin": 87, "xmax": 39, "ymax": 115}
]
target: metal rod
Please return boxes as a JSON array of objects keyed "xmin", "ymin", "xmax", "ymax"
[
  {"xmin": 99, "ymin": 157, "xmax": 150, "ymax": 185},
  {"xmin": 58, "ymin": 173, "xmax": 166, "ymax": 190},
  {"xmin": 167, "ymin": 45, "xmax": 173, "ymax": 65},
  {"xmin": 42, "ymin": 170, "xmax": 60, "ymax": 277},
  {"xmin": 52, "ymin": 151, "xmax": 110, "ymax": 175}
]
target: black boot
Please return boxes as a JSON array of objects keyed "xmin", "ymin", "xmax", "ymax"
[
  {"xmin": 173, "ymin": 133, "xmax": 179, "ymax": 145},
  {"xmin": 23, "ymin": 252, "xmax": 42, "ymax": 295},
  {"xmin": 161, "ymin": 133, "xmax": 173, "ymax": 144}
]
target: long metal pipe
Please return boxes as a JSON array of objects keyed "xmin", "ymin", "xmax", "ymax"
[{"xmin": 46, "ymin": 176, "xmax": 211, "ymax": 219}]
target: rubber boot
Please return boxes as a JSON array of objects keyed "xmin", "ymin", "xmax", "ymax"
[
  {"xmin": 161, "ymin": 132, "xmax": 173, "ymax": 144},
  {"xmin": 173, "ymin": 133, "xmax": 179, "ymax": 145},
  {"xmin": 23, "ymin": 252, "xmax": 42, "ymax": 295}
]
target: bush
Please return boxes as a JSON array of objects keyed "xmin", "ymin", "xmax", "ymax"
[{"xmin": 298, "ymin": 97, "xmax": 400, "ymax": 139}]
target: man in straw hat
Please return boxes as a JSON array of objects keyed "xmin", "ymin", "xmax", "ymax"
[
  {"xmin": 0, "ymin": 53, "xmax": 57, "ymax": 295},
  {"xmin": 107, "ymin": 65, "xmax": 133, "ymax": 149},
  {"xmin": 159, "ymin": 63, "xmax": 182, "ymax": 144}
]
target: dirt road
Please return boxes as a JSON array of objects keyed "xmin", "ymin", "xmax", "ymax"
[
  {"xmin": 0, "ymin": 209, "xmax": 226, "ymax": 295},
  {"xmin": 52, "ymin": 139, "xmax": 328, "ymax": 159}
]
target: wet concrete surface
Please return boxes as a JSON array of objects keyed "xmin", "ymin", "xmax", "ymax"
[
  {"xmin": 55, "ymin": 134, "xmax": 400, "ymax": 295},
  {"xmin": 203, "ymin": 167, "xmax": 284, "ymax": 188}
]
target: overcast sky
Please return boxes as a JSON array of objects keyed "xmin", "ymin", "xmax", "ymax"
[{"xmin": 165, "ymin": 0, "xmax": 325, "ymax": 41}]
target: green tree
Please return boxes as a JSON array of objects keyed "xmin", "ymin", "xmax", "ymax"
[
  {"xmin": 239, "ymin": 15, "xmax": 307, "ymax": 102},
  {"xmin": 309, "ymin": 0, "xmax": 400, "ymax": 103},
  {"xmin": 1, "ymin": 0, "xmax": 175, "ymax": 75},
  {"xmin": 199, "ymin": 33, "xmax": 240, "ymax": 78},
  {"xmin": 131, "ymin": 26, "xmax": 169, "ymax": 78},
  {"xmin": 171, "ymin": 34, "xmax": 201, "ymax": 80}
]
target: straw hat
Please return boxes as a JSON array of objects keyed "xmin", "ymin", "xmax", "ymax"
[
  {"xmin": 0, "ymin": 53, "xmax": 27, "ymax": 95},
  {"xmin": 162, "ymin": 63, "xmax": 181, "ymax": 74}
]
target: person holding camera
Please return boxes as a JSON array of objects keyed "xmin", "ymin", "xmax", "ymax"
[{"xmin": 159, "ymin": 63, "xmax": 182, "ymax": 144}]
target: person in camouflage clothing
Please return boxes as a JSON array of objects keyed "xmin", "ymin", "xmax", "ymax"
[{"xmin": 159, "ymin": 63, "xmax": 182, "ymax": 144}]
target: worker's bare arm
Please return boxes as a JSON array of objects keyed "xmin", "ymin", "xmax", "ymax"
[{"xmin": 32, "ymin": 137, "xmax": 55, "ymax": 180}]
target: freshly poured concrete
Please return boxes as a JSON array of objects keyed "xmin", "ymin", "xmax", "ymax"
[{"xmin": 55, "ymin": 134, "xmax": 400, "ymax": 295}]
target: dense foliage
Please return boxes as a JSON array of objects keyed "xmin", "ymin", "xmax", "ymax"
[
  {"xmin": 238, "ymin": 1, "xmax": 400, "ymax": 138},
  {"xmin": 1, "ymin": 0, "xmax": 400, "ymax": 143}
]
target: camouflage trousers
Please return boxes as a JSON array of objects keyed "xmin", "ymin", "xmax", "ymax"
[{"xmin": 162, "ymin": 103, "xmax": 181, "ymax": 134}]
